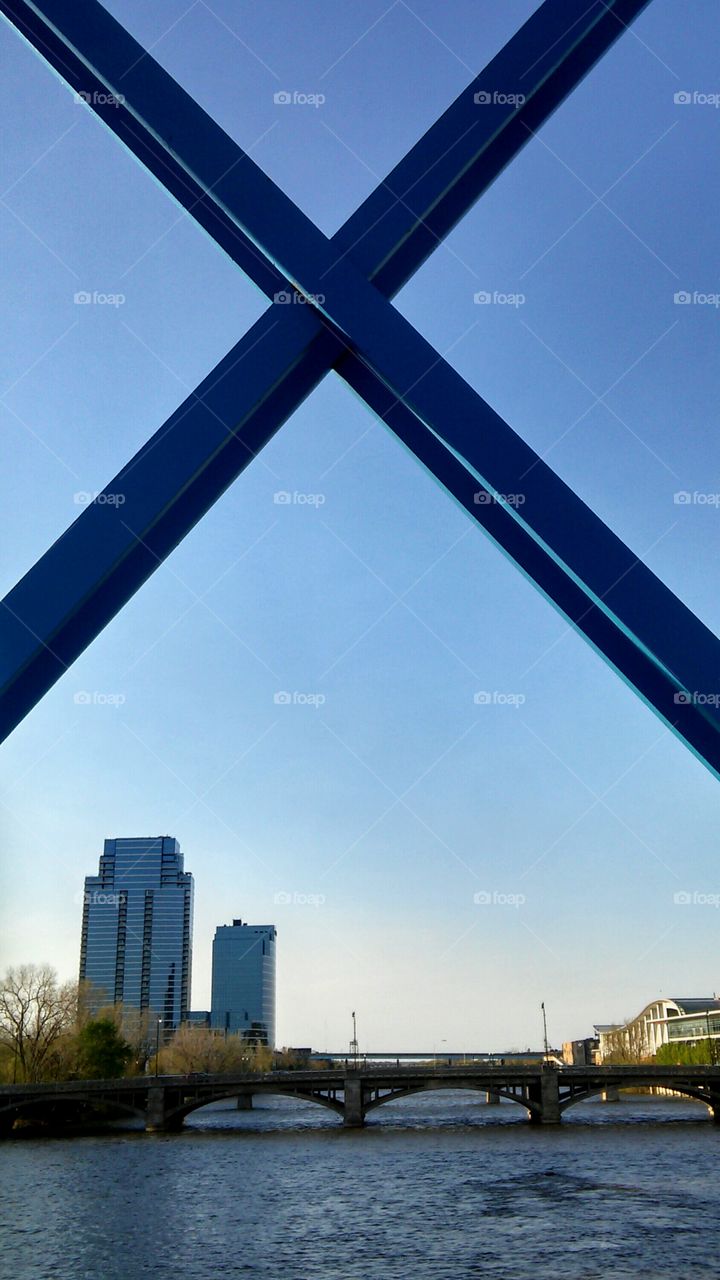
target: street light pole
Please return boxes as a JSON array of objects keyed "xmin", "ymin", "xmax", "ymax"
[
  {"xmin": 350, "ymin": 1011, "xmax": 358, "ymax": 1067},
  {"xmin": 541, "ymin": 1003, "xmax": 549, "ymax": 1061},
  {"xmin": 705, "ymin": 1009, "xmax": 717, "ymax": 1066},
  {"xmin": 154, "ymin": 1016, "xmax": 163, "ymax": 1077}
]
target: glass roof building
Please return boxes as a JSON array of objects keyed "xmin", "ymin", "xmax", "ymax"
[
  {"xmin": 596, "ymin": 996, "xmax": 720, "ymax": 1058},
  {"xmin": 210, "ymin": 919, "xmax": 276, "ymax": 1047},
  {"xmin": 79, "ymin": 836, "xmax": 193, "ymax": 1032}
]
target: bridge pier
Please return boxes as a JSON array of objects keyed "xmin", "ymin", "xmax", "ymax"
[
  {"xmin": 601, "ymin": 1086, "xmax": 620, "ymax": 1103},
  {"xmin": 529, "ymin": 1069, "xmax": 561, "ymax": 1124},
  {"xmin": 343, "ymin": 1077, "xmax": 365, "ymax": 1128},
  {"xmin": 485, "ymin": 1090, "xmax": 500, "ymax": 1105},
  {"xmin": 145, "ymin": 1086, "xmax": 168, "ymax": 1132},
  {"xmin": 236, "ymin": 1093, "xmax": 253, "ymax": 1110}
]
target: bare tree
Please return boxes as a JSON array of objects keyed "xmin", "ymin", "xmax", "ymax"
[
  {"xmin": 601, "ymin": 1017, "xmax": 650, "ymax": 1064},
  {"xmin": 0, "ymin": 965, "xmax": 77, "ymax": 1082},
  {"xmin": 161, "ymin": 1025, "xmax": 264, "ymax": 1075}
]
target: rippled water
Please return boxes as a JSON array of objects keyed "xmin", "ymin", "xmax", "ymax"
[{"xmin": 1, "ymin": 1093, "xmax": 719, "ymax": 1279}]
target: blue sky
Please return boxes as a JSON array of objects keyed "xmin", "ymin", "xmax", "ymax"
[{"xmin": 1, "ymin": 0, "xmax": 719, "ymax": 1052}]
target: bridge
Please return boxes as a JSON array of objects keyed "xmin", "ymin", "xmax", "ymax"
[{"xmin": 2, "ymin": 1064, "xmax": 720, "ymax": 1134}]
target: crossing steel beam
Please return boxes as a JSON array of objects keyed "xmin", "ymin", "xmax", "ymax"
[{"xmin": 2, "ymin": 0, "xmax": 719, "ymax": 779}]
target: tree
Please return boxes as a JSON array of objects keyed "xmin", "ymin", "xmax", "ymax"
[
  {"xmin": 600, "ymin": 1017, "xmax": 650, "ymax": 1064},
  {"xmin": 655, "ymin": 1039, "xmax": 714, "ymax": 1066},
  {"xmin": 76, "ymin": 1019, "xmax": 132, "ymax": 1079},
  {"xmin": 160, "ymin": 1025, "xmax": 264, "ymax": 1075},
  {"xmin": 0, "ymin": 965, "xmax": 77, "ymax": 1082}
]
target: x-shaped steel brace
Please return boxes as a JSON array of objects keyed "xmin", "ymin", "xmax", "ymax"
[{"xmin": 2, "ymin": 0, "xmax": 719, "ymax": 780}]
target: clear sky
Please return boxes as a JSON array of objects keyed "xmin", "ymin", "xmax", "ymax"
[{"xmin": 1, "ymin": 0, "xmax": 719, "ymax": 1053}]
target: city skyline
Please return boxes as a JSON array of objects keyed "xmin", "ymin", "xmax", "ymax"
[{"xmin": 2, "ymin": 0, "xmax": 720, "ymax": 1051}]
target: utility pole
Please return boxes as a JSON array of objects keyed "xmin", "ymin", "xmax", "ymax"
[
  {"xmin": 350, "ymin": 1011, "xmax": 358, "ymax": 1067},
  {"xmin": 154, "ymin": 1016, "xmax": 163, "ymax": 1077},
  {"xmin": 541, "ymin": 1002, "xmax": 549, "ymax": 1060},
  {"xmin": 706, "ymin": 1008, "xmax": 717, "ymax": 1066}
]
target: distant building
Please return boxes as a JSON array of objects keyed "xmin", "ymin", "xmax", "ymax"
[
  {"xmin": 595, "ymin": 996, "xmax": 720, "ymax": 1060},
  {"xmin": 210, "ymin": 919, "xmax": 276, "ymax": 1047},
  {"xmin": 562, "ymin": 1038, "xmax": 599, "ymax": 1066},
  {"xmin": 79, "ymin": 836, "xmax": 193, "ymax": 1032}
]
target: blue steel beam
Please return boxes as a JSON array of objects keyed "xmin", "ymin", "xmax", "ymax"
[
  {"xmin": 3, "ymin": 0, "xmax": 718, "ymax": 779},
  {"xmin": 0, "ymin": 0, "xmax": 659, "ymax": 736}
]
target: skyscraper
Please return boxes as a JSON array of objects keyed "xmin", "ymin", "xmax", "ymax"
[
  {"xmin": 79, "ymin": 836, "xmax": 193, "ymax": 1031},
  {"xmin": 210, "ymin": 920, "xmax": 277, "ymax": 1046}
]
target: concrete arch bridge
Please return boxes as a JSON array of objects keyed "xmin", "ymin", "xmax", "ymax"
[{"xmin": 2, "ymin": 1064, "xmax": 720, "ymax": 1135}]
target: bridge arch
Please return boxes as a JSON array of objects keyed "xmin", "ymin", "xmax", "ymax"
[
  {"xmin": 163, "ymin": 1086, "xmax": 345, "ymax": 1127},
  {"xmin": 0, "ymin": 1093, "xmax": 147, "ymax": 1128},
  {"xmin": 363, "ymin": 1081, "xmax": 538, "ymax": 1119},
  {"xmin": 559, "ymin": 1081, "xmax": 716, "ymax": 1115}
]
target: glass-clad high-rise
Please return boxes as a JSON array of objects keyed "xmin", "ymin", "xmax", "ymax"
[
  {"xmin": 79, "ymin": 836, "xmax": 193, "ymax": 1030},
  {"xmin": 210, "ymin": 919, "xmax": 276, "ymax": 1046}
]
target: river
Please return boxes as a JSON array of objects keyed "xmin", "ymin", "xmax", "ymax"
[{"xmin": 1, "ymin": 1093, "xmax": 718, "ymax": 1279}]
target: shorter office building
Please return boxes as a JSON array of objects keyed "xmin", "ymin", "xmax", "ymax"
[{"xmin": 210, "ymin": 919, "xmax": 277, "ymax": 1046}]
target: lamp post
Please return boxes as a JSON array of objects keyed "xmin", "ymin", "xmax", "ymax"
[
  {"xmin": 154, "ymin": 1017, "xmax": 163, "ymax": 1077},
  {"xmin": 350, "ymin": 1011, "xmax": 358, "ymax": 1068},
  {"xmin": 541, "ymin": 1003, "xmax": 549, "ymax": 1061},
  {"xmin": 705, "ymin": 1009, "xmax": 717, "ymax": 1066}
]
